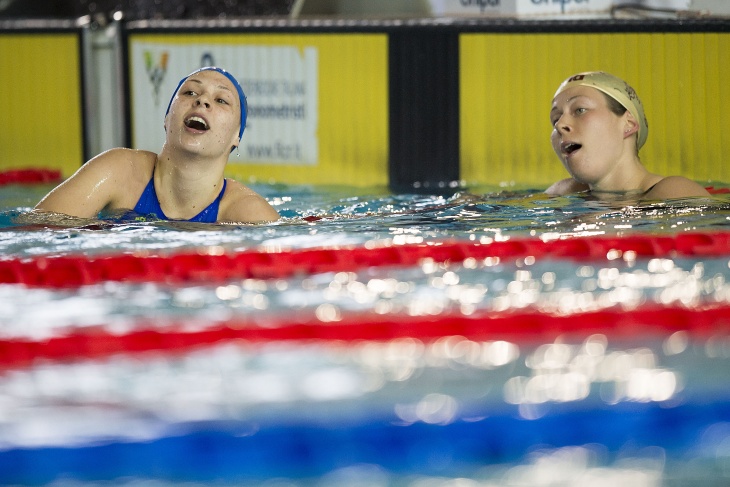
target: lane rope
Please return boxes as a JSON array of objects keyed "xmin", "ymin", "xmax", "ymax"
[
  {"xmin": 0, "ymin": 168, "xmax": 62, "ymax": 186},
  {"xmin": 1, "ymin": 231, "xmax": 729, "ymax": 288},
  {"xmin": 1, "ymin": 304, "xmax": 728, "ymax": 369}
]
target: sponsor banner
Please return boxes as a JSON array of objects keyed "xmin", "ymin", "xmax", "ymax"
[
  {"xmin": 130, "ymin": 42, "xmax": 319, "ymax": 165},
  {"xmin": 430, "ymin": 0, "xmax": 615, "ymax": 17}
]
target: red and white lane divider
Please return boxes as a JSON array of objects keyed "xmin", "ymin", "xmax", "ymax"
[
  {"xmin": 0, "ymin": 304, "xmax": 727, "ymax": 370},
  {"xmin": 0, "ymin": 168, "xmax": 62, "ymax": 186},
  {"xmin": 1, "ymin": 231, "xmax": 729, "ymax": 289}
]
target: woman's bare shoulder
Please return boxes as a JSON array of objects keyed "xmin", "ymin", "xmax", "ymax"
[
  {"xmin": 218, "ymin": 179, "xmax": 280, "ymax": 223},
  {"xmin": 545, "ymin": 178, "xmax": 590, "ymax": 195},
  {"xmin": 644, "ymin": 176, "xmax": 711, "ymax": 200},
  {"xmin": 35, "ymin": 148, "xmax": 157, "ymax": 218},
  {"xmin": 87, "ymin": 148, "xmax": 156, "ymax": 177}
]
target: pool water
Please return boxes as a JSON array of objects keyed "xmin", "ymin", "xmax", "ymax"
[
  {"xmin": 1, "ymin": 182, "xmax": 730, "ymax": 485},
  {"xmin": 2, "ymin": 183, "xmax": 729, "ymax": 256}
]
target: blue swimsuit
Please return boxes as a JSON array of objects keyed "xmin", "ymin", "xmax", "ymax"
[{"xmin": 133, "ymin": 178, "xmax": 227, "ymax": 223}]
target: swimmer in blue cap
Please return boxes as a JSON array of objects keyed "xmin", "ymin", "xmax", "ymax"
[
  {"xmin": 546, "ymin": 71, "xmax": 709, "ymax": 200},
  {"xmin": 165, "ymin": 66, "xmax": 247, "ymax": 153},
  {"xmin": 35, "ymin": 66, "xmax": 279, "ymax": 223}
]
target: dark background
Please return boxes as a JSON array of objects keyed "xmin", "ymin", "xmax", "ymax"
[{"xmin": 0, "ymin": 0, "xmax": 295, "ymax": 19}]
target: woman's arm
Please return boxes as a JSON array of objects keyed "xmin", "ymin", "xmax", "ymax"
[{"xmin": 35, "ymin": 148, "xmax": 151, "ymax": 218}]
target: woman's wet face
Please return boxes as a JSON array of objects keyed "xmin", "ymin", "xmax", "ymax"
[
  {"xmin": 166, "ymin": 70, "xmax": 241, "ymax": 154},
  {"xmin": 550, "ymin": 85, "xmax": 631, "ymax": 187}
]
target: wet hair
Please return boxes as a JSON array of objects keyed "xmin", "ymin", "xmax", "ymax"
[{"xmin": 602, "ymin": 92, "xmax": 627, "ymax": 117}]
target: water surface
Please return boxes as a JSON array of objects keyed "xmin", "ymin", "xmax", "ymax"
[{"xmin": 1, "ymin": 182, "xmax": 728, "ymax": 257}]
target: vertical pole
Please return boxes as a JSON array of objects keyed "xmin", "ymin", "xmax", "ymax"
[{"xmin": 81, "ymin": 19, "xmax": 126, "ymax": 162}]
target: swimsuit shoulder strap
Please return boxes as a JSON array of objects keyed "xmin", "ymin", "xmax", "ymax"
[
  {"xmin": 644, "ymin": 180, "xmax": 661, "ymax": 195},
  {"xmin": 132, "ymin": 172, "xmax": 226, "ymax": 223},
  {"xmin": 132, "ymin": 171, "xmax": 168, "ymax": 219},
  {"xmin": 187, "ymin": 179, "xmax": 227, "ymax": 223}
]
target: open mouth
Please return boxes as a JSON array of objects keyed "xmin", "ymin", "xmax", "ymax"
[
  {"xmin": 562, "ymin": 142, "xmax": 582, "ymax": 155},
  {"xmin": 185, "ymin": 116, "xmax": 209, "ymax": 131}
]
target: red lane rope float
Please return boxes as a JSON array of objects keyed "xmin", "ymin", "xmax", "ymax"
[
  {"xmin": 0, "ymin": 305, "xmax": 728, "ymax": 369},
  {"xmin": 0, "ymin": 168, "xmax": 62, "ymax": 186},
  {"xmin": 2, "ymin": 231, "xmax": 730, "ymax": 289}
]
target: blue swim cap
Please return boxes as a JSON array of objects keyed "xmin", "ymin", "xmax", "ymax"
[{"xmin": 165, "ymin": 66, "xmax": 247, "ymax": 149}]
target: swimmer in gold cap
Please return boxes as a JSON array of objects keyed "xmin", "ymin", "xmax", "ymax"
[{"xmin": 545, "ymin": 71, "xmax": 709, "ymax": 200}]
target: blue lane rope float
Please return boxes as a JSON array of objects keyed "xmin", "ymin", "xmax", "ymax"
[{"xmin": 1, "ymin": 399, "xmax": 729, "ymax": 484}]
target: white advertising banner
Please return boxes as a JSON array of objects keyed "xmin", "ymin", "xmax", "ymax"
[
  {"xmin": 430, "ymin": 0, "xmax": 616, "ymax": 17},
  {"xmin": 130, "ymin": 42, "xmax": 319, "ymax": 165}
]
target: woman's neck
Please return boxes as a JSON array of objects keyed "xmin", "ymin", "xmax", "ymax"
[
  {"xmin": 152, "ymin": 149, "xmax": 227, "ymax": 218},
  {"xmin": 589, "ymin": 149, "xmax": 659, "ymax": 194}
]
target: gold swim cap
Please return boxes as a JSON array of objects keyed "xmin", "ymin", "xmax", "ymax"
[{"xmin": 554, "ymin": 72, "xmax": 649, "ymax": 150}]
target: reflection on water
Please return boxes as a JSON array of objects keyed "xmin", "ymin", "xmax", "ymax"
[
  {"xmin": 2, "ymin": 256, "xmax": 729, "ymax": 338},
  {"xmin": 0, "ymin": 183, "xmax": 728, "ymax": 257},
  {"xmin": 0, "ymin": 182, "xmax": 729, "ymax": 485},
  {"xmin": 2, "ymin": 331, "xmax": 730, "ymax": 485}
]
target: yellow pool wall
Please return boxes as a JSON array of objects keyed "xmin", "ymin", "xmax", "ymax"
[
  {"xmin": 0, "ymin": 28, "xmax": 727, "ymax": 189},
  {"xmin": 460, "ymin": 32, "xmax": 730, "ymax": 188},
  {"xmin": 0, "ymin": 33, "xmax": 83, "ymax": 178}
]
